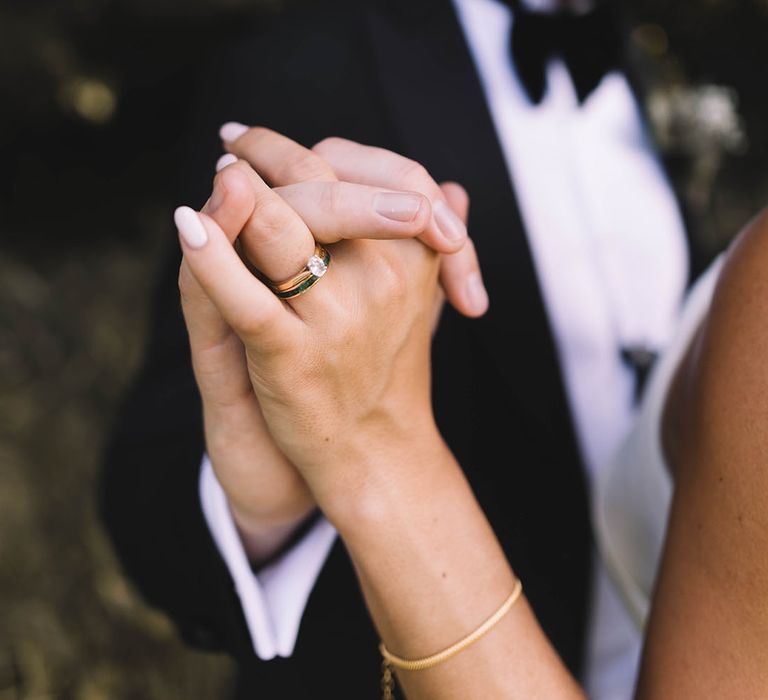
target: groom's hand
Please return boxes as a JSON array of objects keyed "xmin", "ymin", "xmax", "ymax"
[{"xmin": 220, "ymin": 124, "xmax": 489, "ymax": 318}]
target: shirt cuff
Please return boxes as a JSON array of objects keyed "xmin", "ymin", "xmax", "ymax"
[{"xmin": 199, "ymin": 454, "xmax": 337, "ymax": 659}]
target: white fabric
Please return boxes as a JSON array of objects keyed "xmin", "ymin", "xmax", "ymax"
[
  {"xmin": 522, "ymin": 0, "xmax": 596, "ymax": 14},
  {"xmin": 199, "ymin": 455, "xmax": 337, "ymax": 658},
  {"xmin": 200, "ymin": 0, "xmax": 690, "ymax": 695},
  {"xmin": 455, "ymin": 1, "xmax": 688, "ymax": 698},
  {"xmin": 595, "ymin": 256, "xmax": 724, "ymax": 629}
]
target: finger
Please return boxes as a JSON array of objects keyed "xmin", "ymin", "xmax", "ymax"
[
  {"xmin": 175, "ymin": 206, "xmax": 297, "ymax": 346},
  {"xmin": 437, "ymin": 182, "xmax": 489, "ymax": 318},
  {"xmin": 180, "ymin": 171, "xmax": 268, "ymax": 429},
  {"xmin": 440, "ymin": 181, "xmax": 470, "ymax": 223},
  {"xmin": 210, "ymin": 160, "xmax": 325, "ymax": 311},
  {"xmin": 312, "ymin": 137, "xmax": 468, "ymax": 254},
  {"xmin": 220, "ymin": 161, "xmax": 347, "ymax": 319},
  {"xmin": 439, "ymin": 238, "xmax": 488, "ymax": 318},
  {"xmin": 205, "ymin": 161, "xmax": 258, "ymax": 243},
  {"xmin": 220, "ymin": 123, "xmax": 337, "ymax": 185},
  {"xmin": 274, "ymin": 181, "xmax": 431, "ymax": 245},
  {"xmin": 180, "ymin": 164, "xmax": 258, "ymax": 348},
  {"xmin": 221, "ymin": 126, "xmax": 462, "ymax": 255}
]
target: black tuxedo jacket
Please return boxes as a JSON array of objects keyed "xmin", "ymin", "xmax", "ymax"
[{"xmin": 101, "ymin": 1, "xmax": 703, "ymax": 696}]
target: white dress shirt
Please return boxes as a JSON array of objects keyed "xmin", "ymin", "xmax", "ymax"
[
  {"xmin": 595, "ymin": 255, "xmax": 723, "ymax": 629},
  {"xmin": 200, "ymin": 0, "xmax": 689, "ymax": 697}
]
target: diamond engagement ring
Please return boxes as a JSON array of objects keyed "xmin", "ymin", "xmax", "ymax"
[{"xmin": 268, "ymin": 243, "xmax": 331, "ymax": 300}]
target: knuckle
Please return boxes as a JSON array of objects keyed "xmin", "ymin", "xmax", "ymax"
[
  {"xmin": 372, "ymin": 251, "xmax": 408, "ymax": 303},
  {"xmin": 280, "ymin": 150, "xmax": 334, "ymax": 182},
  {"xmin": 239, "ymin": 314, "xmax": 264, "ymax": 337},
  {"xmin": 229, "ymin": 303, "xmax": 274, "ymax": 338},
  {"xmin": 321, "ymin": 181, "xmax": 345, "ymax": 215},
  {"xmin": 226, "ymin": 158, "xmax": 255, "ymax": 183},
  {"xmin": 312, "ymin": 136, "xmax": 346, "ymax": 156},
  {"xmin": 397, "ymin": 159, "xmax": 433, "ymax": 193},
  {"xmin": 230, "ymin": 310, "xmax": 262, "ymax": 338},
  {"xmin": 250, "ymin": 192, "xmax": 291, "ymax": 239},
  {"xmin": 213, "ymin": 160, "xmax": 255, "ymax": 203}
]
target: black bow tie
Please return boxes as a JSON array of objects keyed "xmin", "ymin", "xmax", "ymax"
[{"xmin": 504, "ymin": 1, "xmax": 623, "ymax": 105}]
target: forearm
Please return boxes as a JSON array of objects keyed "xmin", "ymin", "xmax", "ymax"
[{"xmin": 322, "ymin": 430, "xmax": 583, "ymax": 700}]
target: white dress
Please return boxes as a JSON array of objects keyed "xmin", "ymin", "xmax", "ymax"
[{"xmin": 594, "ymin": 255, "xmax": 725, "ymax": 629}]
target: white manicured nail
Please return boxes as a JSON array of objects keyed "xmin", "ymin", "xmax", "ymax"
[
  {"xmin": 216, "ymin": 153, "xmax": 238, "ymax": 172},
  {"xmin": 219, "ymin": 121, "xmax": 248, "ymax": 142},
  {"xmin": 174, "ymin": 206, "xmax": 208, "ymax": 249}
]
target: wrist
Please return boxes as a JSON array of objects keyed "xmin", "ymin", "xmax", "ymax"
[
  {"xmin": 203, "ymin": 401, "xmax": 317, "ymax": 561},
  {"xmin": 315, "ymin": 422, "xmax": 454, "ymax": 535},
  {"xmin": 229, "ymin": 498, "xmax": 316, "ymax": 565}
]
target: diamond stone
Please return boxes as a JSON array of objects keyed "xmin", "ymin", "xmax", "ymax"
[{"xmin": 307, "ymin": 254, "xmax": 327, "ymax": 277}]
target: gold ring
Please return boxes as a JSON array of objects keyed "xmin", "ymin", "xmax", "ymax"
[{"xmin": 268, "ymin": 243, "xmax": 330, "ymax": 300}]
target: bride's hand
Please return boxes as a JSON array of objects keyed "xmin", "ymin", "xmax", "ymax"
[{"xmin": 177, "ymin": 156, "xmax": 452, "ymax": 512}]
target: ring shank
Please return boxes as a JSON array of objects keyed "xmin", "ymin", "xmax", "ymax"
[{"xmin": 268, "ymin": 243, "xmax": 331, "ymax": 300}]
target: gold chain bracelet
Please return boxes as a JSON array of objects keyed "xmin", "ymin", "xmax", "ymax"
[{"xmin": 379, "ymin": 578, "xmax": 523, "ymax": 699}]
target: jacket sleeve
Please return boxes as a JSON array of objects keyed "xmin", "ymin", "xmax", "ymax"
[
  {"xmin": 200, "ymin": 455, "xmax": 338, "ymax": 659},
  {"xmin": 99, "ymin": 5, "xmax": 388, "ymax": 668},
  {"xmin": 98, "ymin": 35, "xmax": 277, "ymax": 659}
]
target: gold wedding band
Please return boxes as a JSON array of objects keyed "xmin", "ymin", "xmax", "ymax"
[{"xmin": 268, "ymin": 243, "xmax": 331, "ymax": 300}]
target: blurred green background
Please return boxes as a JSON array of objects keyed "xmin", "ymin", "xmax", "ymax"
[{"xmin": 1, "ymin": 0, "xmax": 767, "ymax": 697}]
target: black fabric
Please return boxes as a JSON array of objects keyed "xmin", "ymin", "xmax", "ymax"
[
  {"xmin": 100, "ymin": 1, "xmax": 706, "ymax": 697},
  {"xmin": 504, "ymin": 0, "xmax": 623, "ymax": 104},
  {"xmin": 366, "ymin": 2, "xmax": 594, "ymax": 669}
]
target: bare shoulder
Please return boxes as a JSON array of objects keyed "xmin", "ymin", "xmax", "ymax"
[
  {"xmin": 662, "ymin": 209, "xmax": 768, "ymax": 474},
  {"xmin": 685, "ymin": 208, "xmax": 768, "ymax": 456},
  {"xmin": 638, "ymin": 209, "xmax": 768, "ymax": 699}
]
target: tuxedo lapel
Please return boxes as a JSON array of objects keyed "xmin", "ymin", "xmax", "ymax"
[{"xmin": 365, "ymin": 0, "xmax": 583, "ymax": 447}]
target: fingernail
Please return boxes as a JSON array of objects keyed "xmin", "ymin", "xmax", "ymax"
[
  {"xmin": 216, "ymin": 153, "xmax": 238, "ymax": 172},
  {"xmin": 174, "ymin": 206, "xmax": 208, "ymax": 249},
  {"xmin": 219, "ymin": 121, "xmax": 249, "ymax": 142},
  {"xmin": 433, "ymin": 199, "xmax": 467, "ymax": 242},
  {"xmin": 373, "ymin": 192, "xmax": 424, "ymax": 222},
  {"xmin": 466, "ymin": 272, "xmax": 489, "ymax": 313}
]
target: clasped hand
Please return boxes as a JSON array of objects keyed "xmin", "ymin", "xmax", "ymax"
[{"xmin": 177, "ymin": 125, "xmax": 486, "ymax": 559}]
